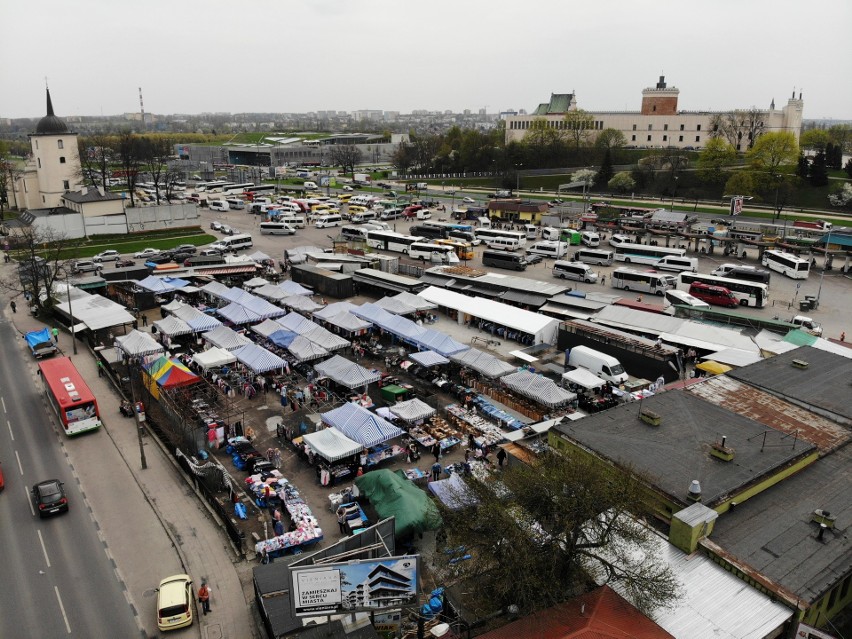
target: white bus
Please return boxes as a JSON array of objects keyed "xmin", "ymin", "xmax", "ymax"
[
  {"xmin": 613, "ymin": 243, "xmax": 686, "ymax": 265},
  {"xmin": 341, "ymin": 225, "xmax": 372, "ymax": 242},
  {"xmin": 366, "ymin": 230, "xmax": 424, "ymax": 254},
  {"xmin": 195, "ymin": 180, "xmax": 229, "ymax": 192},
  {"xmin": 677, "ymin": 272, "xmax": 768, "ymax": 308},
  {"xmin": 408, "ymin": 242, "xmax": 458, "ymax": 264},
  {"xmin": 247, "ymin": 184, "xmax": 276, "ymax": 196},
  {"xmin": 259, "ymin": 221, "xmax": 296, "ymax": 235},
  {"xmin": 611, "ymin": 268, "xmax": 677, "ymax": 296},
  {"xmin": 761, "ymin": 249, "xmax": 810, "ymax": 279},
  {"xmin": 473, "ymin": 227, "xmax": 527, "ymax": 248},
  {"xmin": 222, "ymin": 182, "xmax": 255, "ymax": 195}
]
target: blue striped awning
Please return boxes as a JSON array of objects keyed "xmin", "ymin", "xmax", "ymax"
[{"xmin": 321, "ymin": 402, "xmax": 403, "ymax": 448}]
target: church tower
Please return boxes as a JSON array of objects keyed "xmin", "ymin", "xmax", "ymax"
[{"xmin": 29, "ymin": 88, "xmax": 81, "ymax": 208}]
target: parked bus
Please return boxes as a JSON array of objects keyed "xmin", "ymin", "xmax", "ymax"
[
  {"xmin": 676, "ymin": 272, "xmax": 768, "ymax": 308},
  {"xmin": 423, "ymin": 221, "xmax": 474, "ymax": 233},
  {"xmin": 221, "ymin": 182, "xmax": 255, "ymax": 195},
  {"xmin": 611, "ymin": 268, "xmax": 677, "ymax": 296},
  {"xmin": 38, "ymin": 357, "xmax": 103, "ymax": 436},
  {"xmin": 366, "ymin": 230, "xmax": 424, "ymax": 254},
  {"xmin": 435, "ymin": 238, "xmax": 475, "ymax": 260},
  {"xmin": 473, "ymin": 227, "xmax": 527, "ymax": 248},
  {"xmin": 195, "ymin": 180, "xmax": 229, "ymax": 192},
  {"xmin": 408, "ymin": 242, "xmax": 458, "ymax": 263},
  {"xmin": 613, "ymin": 243, "xmax": 686, "ymax": 265},
  {"xmin": 761, "ymin": 249, "xmax": 810, "ymax": 279}
]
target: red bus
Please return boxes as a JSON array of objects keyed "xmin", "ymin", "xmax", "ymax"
[{"xmin": 38, "ymin": 357, "xmax": 102, "ymax": 436}]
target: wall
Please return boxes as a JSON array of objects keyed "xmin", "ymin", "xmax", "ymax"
[
  {"xmin": 29, "ymin": 202, "xmax": 199, "ymax": 239},
  {"xmin": 125, "ymin": 203, "xmax": 199, "ymax": 233}
]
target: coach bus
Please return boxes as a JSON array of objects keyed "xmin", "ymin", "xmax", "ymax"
[
  {"xmin": 761, "ymin": 249, "xmax": 810, "ymax": 279},
  {"xmin": 221, "ymin": 182, "xmax": 255, "ymax": 195},
  {"xmin": 677, "ymin": 272, "xmax": 768, "ymax": 308},
  {"xmin": 613, "ymin": 243, "xmax": 686, "ymax": 266},
  {"xmin": 408, "ymin": 242, "xmax": 458, "ymax": 263},
  {"xmin": 611, "ymin": 268, "xmax": 677, "ymax": 296},
  {"xmin": 473, "ymin": 227, "xmax": 527, "ymax": 248},
  {"xmin": 435, "ymin": 238, "xmax": 475, "ymax": 260},
  {"xmin": 366, "ymin": 230, "xmax": 425, "ymax": 254},
  {"xmin": 38, "ymin": 357, "xmax": 103, "ymax": 436}
]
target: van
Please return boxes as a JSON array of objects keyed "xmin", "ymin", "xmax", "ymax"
[
  {"xmin": 526, "ymin": 241, "xmax": 568, "ymax": 259},
  {"xmin": 574, "ymin": 248, "xmax": 613, "ymax": 266},
  {"xmin": 791, "ymin": 315, "xmax": 822, "ymax": 336},
  {"xmin": 482, "ymin": 249, "xmax": 527, "ymax": 271},
  {"xmin": 416, "ymin": 209, "xmax": 432, "ymax": 220},
  {"xmin": 351, "ymin": 210, "xmax": 378, "ymax": 224},
  {"xmin": 580, "ymin": 231, "xmax": 600, "ymax": 247},
  {"xmin": 210, "ymin": 233, "xmax": 253, "ymax": 252},
  {"xmin": 664, "ymin": 289, "xmax": 711, "ymax": 312},
  {"xmin": 209, "ymin": 199, "xmax": 229, "ymax": 212},
  {"xmin": 541, "ymin": 227, "xmax": 561, "ymax": 241},
  {"xmin": 225, "ymin": 198, "xmax": 245, "ymax": 210},
  {"xmin": 260, "ymin": 221, "xmax": 296, "ymax": 235},
  {"xmin": 277, "ymin": 213, "xmax": 306, "ymax": 229},
  {"xmin": 523, "ymin": 224, "xmax": 538, "ymax": 239},
  {"xmin": 567, "ymin": 345, "xmax": 628, "ymax": 384},
  {"xmin": 315, "ymin": 214, "xmax": 343, "ymax": 228},
  {"xmin": 485, "ymin": 237, "xmax": 521, "ymax": 251},
  {"xmin": 303, "ymin": 181, "xmax": 319, "ymax": 190},
  {"xmin": 552, "ymin": 260, "xmax": 598, "ymax": 283},
  {"xmin": 688, "ymin": 282, "xmax": 738, "ymax": 308},
  {"xmin": 609, "ymin": 234, "xmax": 631, "ymax": 247},
  {"xmin": 380, "ymin": 208, "xmax": 403, "ymax": 220},
  {"xmin": 654, "ymin": 255, "xmax": 698, "ymax": 273}
]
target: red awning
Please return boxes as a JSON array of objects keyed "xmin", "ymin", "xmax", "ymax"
[{"xmin": 196, "ymin": 266, "xmax": 259, "ymax": 275}]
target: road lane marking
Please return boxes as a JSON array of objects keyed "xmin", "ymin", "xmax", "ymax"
[
  {"xmin": 15, "ymin": 450, "xmax": 23, "ymax": 475},
  {"xmin": 54, "ymin": 586, "xmax": 71, "ymax": 634},
  {"xmin": 1, "ymin": 396, "xmax": 6, "ymax": 412},
  {"xmin": 37, "ymin": 529, "xmax": 52, "ymax": 567},
  {"xmin": 7, "ymin": 419, "xmax": 13, "ymax": 440}
]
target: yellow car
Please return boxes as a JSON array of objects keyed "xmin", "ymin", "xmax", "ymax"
[{"xmin": 157, "ymin": 574, "xmax": 194, "ymax": 631}]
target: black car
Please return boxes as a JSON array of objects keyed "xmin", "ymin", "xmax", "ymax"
[
  {"xmin": 32, "ymin": 479, "xmax": 69, "ymax": 517},
  {"xmin": 172, "ymin": 244, "xmax": 198, "ymax": 255},
  {"xmin": 524, "ymin": 253, "xmax": 544, "ymax": 265}
]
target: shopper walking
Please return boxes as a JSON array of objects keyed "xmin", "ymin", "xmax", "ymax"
[
  {"xmin": 337, "ymin": 507, "xmax": 348, "ymax": 534},
  {"xmin": 51, "ymin": 327, "xmax": 59, "ymax": 343},
  {"xmin": 496, "ymin": 448, "xmax": 507, "ymax": 467},
  {"xmin": 431, "ymin": 442, "xmax": 441, "ymax": 463},
  {"xmin": 9, "ymin": 300, "xmax": 16, "ymax": 314},
  {"xmin": 431, "ymin": 461, "xmax": 442, "ymax": 482},
  {"xmin": 198, "ymin": 581, "xmax": 211, "ymax": 614}
]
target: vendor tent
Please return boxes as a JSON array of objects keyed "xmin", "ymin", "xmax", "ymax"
[
  {"xmin": 161, "ymin": 299, "xmax": 184, "ymax": 313},
  {"xmin": 233, "ymin": 343, "xmax": 286, "ymax": 373},
  {"xmin": 268, "ymin": 330, "xmax": 329, "ymax": 362},
  {"xmin": 203, "ymin": 325, "xmax": 252, "ymax": 351},
  {"xmin": 251, "ymin": 318, "xmax": 286, "ymax": 339},
  {"xmin": 388, "ymin": 398, "xmax": 436, "ymax": 423},
  {"xmin": 413, "ymin": 329, "xmax": 468, "ymax": 356},
  {"xmin": 391, "ymin": 291, "xmax": 437, "ymax": 311},
  {"xmin": 137, "ymin": 275, "xmax": 176, "ymax": 293},
  {"xmin": 277, "ymin": 311, "xmax": 315, "ymax": 334},
  {"xmin": 170, "ymin": 303, "xmax": 223, "ymax": 332},
  {"xmin": 145, "ymin": 356, "xmax": 200, "ymax": 390},
  {"xmin": 302, "ymin": 324, "xmax": 349, "ymax": 351},
  {"xmin": 152, "ymin": 315, "xmax": 193, "ymax": 337},
  {"xmin": 192, "ymin": 347, "xmax": 237, "ymax": 370},
  {"xmin": 382, "ymin": 314, "xmax": 427, "ymax": 341},
  {"xmin": 314, "ymin": 301, "xmax": 358, "ymax": 321},
  {"xmin": 408, "ymin": 350, "xmax": 449, "ymax": 368},
  {"xmin": 321, "ymin": 402, "xmax": 403, "ymax": 448},
  {"xmin": 351, "ymin": 303, "xmax": 397, "ymax": 327},
  {"xmin": 322, "ymin": 311, "xmax": 372, "ymax": 335},
  {"xmin": 278, "ymin": 280, "xmax": 312, "ymax": 297},
  {"xmin": 450, "ymin": 348, "xmax": 516, "ymax": 379},
  {"xmin": 247, "ymin": 250, "xmax": 272, "ymax": 263},
  {"xmin": 284, "ymin": 295, "xmax": 324, "ymax": 313},
  {"xmin": 302, "ymin": 428, "xmax": 364, "ymax": 462},
  {"xmin": 161, "ymin": 277, "xmax": 189, "ymax": 290},
  {"xmin": 355, "ymin": 469, "xmax": 441, "ymax": 538},
  {"xmin": 236, "ymin": 294, "xmax": 287, "ymax": 320},
  {"xmin": 501, "ymin": 370, "xmax": 576, "ymax": 408},
  {"xmin": 201, "ymin": 281, "xmax": 233, "ymax": 300},
  {"xmin": 243, "ymin": 277, "xmax": 269, "ymax": 290},
  {"xmin": 116, "ymin": 330, "xmax": 165, "ymax": 358},
  {"xmin": 561, "ymin": 368, "xmax": 606, "ymax": 390},
  {"xmin": 217, "ymin": 302, "xmax": 263, "ymax": 325},
  {"xmin": 428, "ymin": 472, "xmax": 477, "ymax": 510},
  {"xmin": 253, "ymin": 283, "xmax": 288, "ymax": 302},
  {"xmin": 314, "ymin": 354, "xmax": 382, "ymax": 389},
  {"xmin": 374, "ymin": 296, "xmax": 417, "ymax": 316}
]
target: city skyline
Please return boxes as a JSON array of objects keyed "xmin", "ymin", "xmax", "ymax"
[{"xmin": 1, "ymin": 0, "xmax": 851, "ymax": 121}]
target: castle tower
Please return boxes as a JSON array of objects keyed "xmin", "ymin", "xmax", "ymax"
[
  {"xmin": 640, "ymin": 75, "xmax": 679, "ymax": 115},
  {"xmin": 29, "ymin": 88, "xmax": 81, "ymax": 208},
  {"xmin": 781, "ymin": 90, "xmax": 804, "ymax": 142}
]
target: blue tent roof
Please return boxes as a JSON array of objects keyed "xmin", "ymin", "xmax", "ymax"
[
  {"xmin": 413, "ymin": 329, "xmax": 468, "ymax": 356},
  {"xmin": 321, "ymin": 402, "xmax": 403, "ymax": 448},
  {"xmin": 267, "ymin": 329, "xmax": 298, "ymax": 347}
]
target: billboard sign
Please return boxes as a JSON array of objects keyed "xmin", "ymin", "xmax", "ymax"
[
  {"xmin": 290, "ymin": 555, "xmax": 419, "ymax": 616},
  {"xmin": 730, "ymin": 196, "xmax": 744, "ymax": 216},
  {"xmin": 796, "ymin": 623, "xmax": 837, "ymax": 639}
]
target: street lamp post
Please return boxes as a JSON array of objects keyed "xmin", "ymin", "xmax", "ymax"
[
  {"xmin": 670, "ymin": 176, "xmax": 678, "ymax": 212},
  {"xmin": 816, "ymin": 227, "xmax": 833, "ymax": 308},
  {"xmin": 516, "ymin": 164, "xmax": 523, "ymax": 197},
  {"xmin": 60, "ymin": 269, "xmax": 78, "ymax": 355}
]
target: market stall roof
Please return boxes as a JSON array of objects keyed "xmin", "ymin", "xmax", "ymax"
[
  {"xmin": 233, "ymin": 343, "xmax": 286, "ymax": 373},
  {"xmin": 501, "ymin": 370, "xmax": 577, "ymax": 408},
  {"xmin": 413, "ymin": 329, "xmax": 469, "ymax": 356},
  {"xmin": 161, "ymin": 299, "xmax": 184, "ymax": 313},
  {"xmin": 301, "ymin": 324, "xmax": 350, "ymax": 351},
  {"xmin": 252, "ymin": 318, "xmax": 286, "ymax": 339},
  {"xmin": 116, "ymin": 329, "xmax": 165, "ymax": 357},
  {"xmin": 374, "ymin": 296, "xmax": 417, "ymax": 316},
  {"xmin": 355, "ymin": 469, "xmax": 441, "ymax": 538},
  {"xmin": 428, "ymin": 472, "xmax": 477, "ymax": 510},
  {"xmin": 450, "ymin": 348, "xmax": 516, "ymax": 379},
  {"xmin": 217, "ymin": 302, "xmax": 263, "ymax": 325},
  {"xmin": 283, "ymin": 295, "xmax": 324, "ymax": 313},
  {"xmin": 192, "ymin": 346, "xmax": 237, "ymax": 370},
  {"xmin": 253, "ymin": 283, "xmax": 288, "ymax": 302},
  {"xmin": 382, "ymin": 314, "xmax": 427, "ymax": 341},
  {"xmin": 278, "ymin": 280, "xmax": 313, "ymax": 297},
  {"xmin": 234, "ymin": 294, "xmax": 287, "ymax": 319},
  {"xmin": 145, "ymin": 356, "xmax": 200, "ymax": 388},
  {"xmin": 277, "ymin": 311, "xmax": 315, "ymax": 333},
  {"xmin": 351, "ymin": 302, "xmax": 398, "ymax": 327},
  {"xmin": 314, "ymin": 354, "xmax": 382, "ymax": 389},
  {"xmin": 161, "ymin": 277, "xmax": 190, "ymax": 290},
  {"xmin": 170, "ymin": 303, "xmax": 223, "ymax": 332},
  {"xmin": 561, "ymin": 368, "xmax": 606, "ymax": 390},
  {"xmin": 408, "ymin": 350, "xmax": 450, "ymax": 368},
  {"xmin": 321, "ymin": 402, "xmax": 403, "ymax": 448},
  {"xmin": 695, "ymin": 360, "xmax": 733, "ymax": 375},
  {"xmin": 243, "ymin": 276, "xmax": 270, "ymax": 289},
  {"xmin": 388, "ymin": 398, "xmax": 437, "ymax": 423},
  {"xmin": 302, "ymin": 428, "xmax": 364, "ymax": 462},
  {"xmin": 200, "ymin": 281, "xmax": 233, "ymax": 300},
  {"xmin": 136, "ymin": 275, "xmax": 176, "ymax": 293},
  {"xmin": 286, "ymin": 335, "xmax": 330, "ymax": 362},
  {"xmin": 152, "ymin": 315, "xmax": 193, "ymax": 337},
  {"xmin": 247, "ymin": 250, "xmax": 271, "ymax": 263},
  {"xmin": 203, "ymin": 325, "xmax": 252, "ymax": 351},
  {"xmin": 53, "ymin": 292, "xmax": 136, "ymax": 332},
  {"xmin": 322, "ymin": 311, "xmax": 372, "ymax": 334},
  {"xmin": 391, "ymin": 291, "xmax": 437, "ymax": 311},
  {"xmin": 223, "ymin": 287, "xmax": 254, "ymax": 304},
  {"xmin": 314, "ymin": 301, "xmax": 358, "ymax": 321}
]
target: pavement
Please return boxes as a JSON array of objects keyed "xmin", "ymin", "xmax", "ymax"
[{"xmin": 3, "ymin": 282, "xmax": 255, "ymax": 639}]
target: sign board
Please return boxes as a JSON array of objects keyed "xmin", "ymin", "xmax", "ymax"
[
  {"xmin": 730, "ymin": 196, "xmax": 744, "ymax": 216},
  {"xmin": 796, "ymin": 623, "xmax": 837, "ymax": 639},
  {"xmin": 559, "ymin": 181, "xmax": 588, "ymax": 190},
  {"xmin": 289, "ymin": 555, "xmax": 419, "ymax": 617},
  {"xmin": 319, "ymin": 176, "xmax": 331, "ymax": 187}
]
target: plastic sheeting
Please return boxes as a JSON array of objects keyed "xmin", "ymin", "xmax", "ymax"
[
  {"xmin": 355, "ymin": 469, "xmax": 441, "ymax": 538},
  {"xmin": 303, "ymin": 428, "xmax": 364, "ymax": 462},
  {"xmin": 314, "ymin": 355, "xmax": 382, "ymax": 389},
  {"xmin": 501, "ymin": 370, "xmax": 576, "ymax": 408},
  {"xmin": 450, "ymin": 348, "xmax": 516, "ymax": 379},
  {"xmin": 321, "ymin": 402, "xmax": 403, "ymax": 448},
  {"xmin": 233, "ymin": 343, "xmax": 286, "ymax": 373}
]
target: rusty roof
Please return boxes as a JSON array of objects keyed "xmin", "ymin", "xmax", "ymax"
[{"xmin": 689, "ymin": 376, "xmax": 850, "ymax": 453}]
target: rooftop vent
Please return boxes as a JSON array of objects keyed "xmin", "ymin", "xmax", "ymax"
[
  {"xmin": 639, "ymin": 408, "xmax": 661, "ymax": 426},
  {"xmin": 791, "ymin": 359, "xmax": 809, "ymax": 369},
  {"xmin": 710, "ymin": 435, "xmax": 735, "ymax": 462},
  {"xmin": 687, "ymin": 480, "xmax": 702, "ymax": 502},
  {"xmin": 812, "ymin": 509, "xmax": 837, "ymax": 529}
]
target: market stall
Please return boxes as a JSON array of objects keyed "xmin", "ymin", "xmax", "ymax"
[
  {"xmin": 278, "ymin": 280, "xmax": 313, "ymax": 297},
  {"xmin": 252, "ymin": 477, "xmax": 324, "ymax": 557},
  {"xmin": 412, "ymin": 329, "xmax": 468, "ymax": 357},
  {"xmin": 314, "ymin": 354, "xmax": 382, "ymax": 389},
  {"xmin": 390, "ymin": 291, "xmax": 437, "ymax": 312},
  {"xmin": 232, "ymin": 343, "xmax": 286, "ymax": 374},
  {"xmin": 144, "ymin": 356, "xmax": 201, "ymax": 399},
  {"xmin": 320, "ymin": 402, "xmax": 403, "ymax": 449},
  {"xmin": 428, "ymin": 472, "xmax": 477, "ymax": 510},
  {"xmin": 500, "ymin": 370, "xmax": 576, "ymax": 409},
  {"xmin": 354, "ymin": 469, "xmax": 441, "ymax": 539},
  {"xmin": 267, "ymin": 330, "xmax": 329, "ymax": 362},
  {"xmin": 217, "ymin": 302, "xmax": 264, "ymax": 325},
  {"xmin": 388, "ymin": 398, "xmax": 436, "ymax": 424},
  {"xmin": 374, "ymin": 296, "xmax": 417, "ymax": 316},
  {"xmin": 450, "ymin": 348, "xmax": 516, "ymax": 379},
  {"xmin": 203, "ymin": 325, "xmax": 252, "ymax": 352},
  {"xmin": 445, "ymin": 404, "xmax": 507, "ymax": 447},
  {"xmin": 408, "ymin": 350, "xmax": 450, "ymax": 368},
  {"xmin": 409, "ymin": 415, "xmax": 463, "ymax": 452},
  {"xmin": 192, "ymin": 346, "xmax": 237, "ymax": 371},
  {"xmin": 169, "ymin": 302, "xmax": 223, "ymax": 333},
  {"xmin": 115, "ymin": 329, "xmax": 165, "ymax": 359},
  {"xmin": 302, "ymin": 428, "xmax": 364, "ymax": 463},
  {"xmin": 252, "ymin": 283, "xmax": 288, "ymax": 303},
  {"xmin": 283, "ymin": 295, "xmax": 325, "ymax": 313},
  {"xmin": 152, "ymin": 315, "xmax": 193, "ymax": 338}
]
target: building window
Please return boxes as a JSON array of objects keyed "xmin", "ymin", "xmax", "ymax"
[
  {"xmin": 697, "ymin": 124, "xmax": 702, "ymax": 131},
  {"xmin": 648, "ymin": 124, "xmax": 653, "ymax": 131},
  {"xmin": 647, "ymin": 135, "xmax": 652, "ymax": 142},
  {"xmin": 59, "ymin": 156, "xmax": 66, "ymax": 164},
  {"xmin": 696, "ymin": 136, "xmax": 701, "ymax": 142},
  {"xmin": 632, "ymin": 124, "xmax": 637, "ymax": 131},
  {"xmin": 680, "ymin": 124, "xmax": 685, "ymax": 131},
  {"xmin": 58, "ymin": 139, "xmax": 64, "ymax": 149},
  {"xmin": 653, "ymin": 105, "xmax": 657, "ymax": 112},
  {"xmin": 35, "ymin": 140, "xmax": 38, "ymax": 150},
  {"xmin": 679, "ymin": 135, "xmax": 684, "ymax": 142},
  {"xmin": 663, "ymin": 135, "xmax": 668, "ymax": 142},
  {"xmin": 631, "ymin": 135, "xmax": 636, "ymax": 141},
  {"xmin": 37, "ymin": 158, "xmax": 41, "ymax": 168},
  {"xmin": 664, "ymin": 124, "xmax": 668, "ymax": 131},
  {"xmin": 63, "ymin": 180, "xmax": 70, "ymax": 190}
]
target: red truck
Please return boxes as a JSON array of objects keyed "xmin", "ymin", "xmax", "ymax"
[{"xmin": 793, "ymin": 219, "xmax": 832, "ymax": 231}]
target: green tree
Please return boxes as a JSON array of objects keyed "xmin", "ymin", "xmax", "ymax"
[
  {"xmin": 594, "ymin": 149, "xmax": 614, "ymax": 188},
  {"xmin": 796, "ymin": 154, "xmax": 810, "ymax": 179},
  {"xmin": 827, "ymin": 124, "xmax": 852, "ymax": 153},
  {"xmin": 594, "ymin": 128, "xmax": 626, "ymax": 150},
  {"xmin": 562, "ymin": 109, "xmax": 595, "ymax": 151},
  {"xmin": 746, "ymin": 131, "xmax": 798, "ymax": 175},
  {"xmin": 809, "ymin": 151, "xmax": 828, "ymax": 186},
  {"xmin": 608, "ymin": 171, "xmax": 635, "ymax": 194},
  {"xmin": 437, "ymin": 451, "xmax": 681, "ymax": 615},
  {"xmin": 696, "ymin": 138, "xmax": 737, "ymax": 185},
  {"xmin": 524, "ymin": 118, "xmax": 567, "ymax": 167},
  {"xmin": 724, "ymin": 171, "xmax": 759, "ymax": 199},
  {"xmin": 799, "ymin": 129, "xmax": 830, "ymax": 154}
]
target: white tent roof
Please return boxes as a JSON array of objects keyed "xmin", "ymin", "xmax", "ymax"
[
  {"xmin": 501, "ymin": 370, "xmax": 576, "ymax": 408},
  {"xmin": 389, "ymin": 398, "xmax": 437, "ymax": 423},
  {"xmin": 392, "ymin": 291, "xmax": 437, "ymax": 311},
  {"xmin": 247, "ymin": 250, "xmax": 271, "ymax": 263},
  {"xmin": 217, "ymin": 302, "xmax": 263, "ymax": 325},
  {"xmin": 409, "ymin": 350, "xmax": 450, "ymax": 367},
  {"xmin": 286, "ymin": 335, "xmax": 330, "ymax": 362},
  {"xmin": 314, "ymin": 354, "xmax": 381, "ymax": 389},
  {"xmin": 243, "ymin": 276, "xmax": 269, "ymax": 289},
  {"xmin": 321, "ymin": 402, "xmax": 403, "ymax": 448},
  {"xmin": 54, "ymin": 292, "xmax": 136, "ymax": 332},
  {"xmin": 251, "ymin": 318, "xmax": 285, "ymax": 339},
  {"xmin": 278, "ymin": 280, "xmax": 312, "ymax": 296},
  {"xmin": 450, "ymin": 347, "xmax": 516, "ymax": 378},
  {"xmin": 161, "ymin": 299, "xmax": 184, "ymax": 313},
  {"xmin": 253, "ymin": 283, "xmax": 288, "ymax": 302},
  {"xmin": 192, "ymin": 346, "xmax": 237, "ymax": 370},
  {"xmin": 200, "ymin": 281, "xmax": 233, "ymax": 300},
  {"xmin": 116, "ymin": 329, "xmax": 165, "ymax": 357},
  {"xmin": 302, "ymin": 428, "xmax": 363, "ymax": 462},
  {"xmin": 152, "ymin": 315, "xmax": 193, "ymax": 337},
  {"xmin": 323, "ymin": 311, "xmax": 372, "ymax": 333},
  {"xmin": 284, "ymin": 295, "xmax": 324, "ymax": 312},
  {"xmin": 170, "ymin": 303, "xmax": 223, "ymax": 333},
  {"xmin": 233, "ymin": 343, "xmax": 286, "ymax": 373},
  {"xmin": 302, "ymin": 324, "xmax": 350, "ymax": 351},
  {"xmin": 314, "ymin": 301, "xmax": 358, "ymax": 321},
  {"xmin": 561, "ymin": 368, "xmax": 606, "ymax": 390},
  {"xmin": 418, "ymin": 286, "xmax": 559, "ymax": 344},
  {"xmin": 136, "ymin": 275, "xmax": 175, "ymax": 293},
  {"xmin": 203, "ymin": 325, "xmax": 252, "ymax": 351},
  {"xmin": 374, "ymin": 296, "xmax": 417, "ymax": 315}
]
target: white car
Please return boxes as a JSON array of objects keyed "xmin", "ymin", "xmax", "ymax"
[
  {"xmin": 462, "ymin": 197, "xmax": 476, "ymax": 204},
  {"xmin": 342, "ymin": 185, "xmax": 354, "ymax": 192},
  {"xmin": 609, "ymin": 234, "xmax": 631, "ymax": 247},
  {"xmin": 93, "ymin": 250, "xmax": 121, "ymax": 262},
  {"xmin": 134, "ymin": 248, "xmax": 161, "ymax": 259}
]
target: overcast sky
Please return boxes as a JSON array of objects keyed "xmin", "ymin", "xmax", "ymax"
[{"xmin": 1, "ymin": 0, "xmax": 850, "ymax": 121}]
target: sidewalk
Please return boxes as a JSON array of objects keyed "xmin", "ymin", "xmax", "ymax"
[{"xmin": 5, "ymin": 296, "xmax": 254, "ymax": 639}]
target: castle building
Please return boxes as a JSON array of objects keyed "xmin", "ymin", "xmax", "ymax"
[{"xmin": 504, "ymin": 76, "xmax": 804, "ymax": 150}]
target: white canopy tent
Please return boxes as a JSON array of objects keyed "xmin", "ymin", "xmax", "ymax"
[
  {"xmin": 302, "ymin": 428, "xmax": 364, "ymax": 462},
  {"xmin": 152, "ymin": 315, "xmax": 193, "ymax": 337},
  {"xmin": 450, "ymin": 348, "xmax": 516, "ymax": 379},
  {"xmin": 203, "ymin": 325, "xmax": 252, "ymax": 351},
  {"xmin": 53, "ymin": 290, "xmax": 136, "ymax": 332},
  {"xmin": 501, "ymin": 370, "xmax": 576, "ymax": 408},
  {"xmin": 561, "ymin": 368, "xmax": 606, "ymax": 390},
  {"xmin": 192, "ymin": 347, "xmax": 238, "ymax": 370},
  {"xmin": 232, "ymin": 343, "xmax": 286, "ymax": 373},
  {"xmin": 314, "ymin": 355, "xmax": 382, "ymax": 389},
  {"xmin": 115, "ymin": 330, "xmax": 165, "ymax": 358},
  {"xmin": 388, "ymin": 398, "xmax": 437, "ymax": 423}
]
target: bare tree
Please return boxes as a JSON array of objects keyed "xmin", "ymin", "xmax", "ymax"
[
  {"xmin": 115, "ymin": 131, "xmax": 143, "ymax": 207},
  {"xmin": 139, "ymin": 136, "xmax": 174, "ymax": 205},
  {"xmin": 326, "ymin": 144, "xmax": 363, "ymax": 177},
  {"xmin": 709, "ymin": 108, "xmax": 766, "ymax": 151},
  {"xmin": 390, "ymin": 142, "xmax": 415, "ymax": 176},
  {"xmin": 78, "ymin": 134, "xmax": 114, "ymax": 189}
]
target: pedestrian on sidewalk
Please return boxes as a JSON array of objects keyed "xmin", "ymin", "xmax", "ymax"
[
  {"xmin": 337, "ymin": 506, "xmax": 348, "ymax": 534},
  {"xmin": 9, "ymin": 300, "xmax": 16, "ymax": 314},
  {"xmin": 97, "ymin": 360, "xmax": 105, "ymax": 378},
  {"xmin": 431, "ymin": 442, "xmax": 441, "ymax": 463},
  {"xmin": 496, "ymin": 447, "xmax": 507, "ymax": 467},
  {"xmin": 51, "ymin": 327, "xmax": 59, "ymax": 343},
  {"xmin": 431, "ymin": 461, "xmax": 442, "ymax": 482},
  {"xmin": 198, "ymin": 581, "xmax": 211, "ymax": 614},
  {"xmin": 141, "ymin": 314, "xmax": 148, "ymax": 327}
]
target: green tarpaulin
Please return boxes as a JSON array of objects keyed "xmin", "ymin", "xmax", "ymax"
[{"xmin": 355, "ymin": 469, "xmax": 441, "ymax": 538}]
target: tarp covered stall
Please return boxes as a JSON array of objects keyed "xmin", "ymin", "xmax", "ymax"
[
  {"xmin": 268, "ymin": 330, "xmax": 330, "ymax": 362},
  {"xmin": 374, "ymin": 296, "xmax": 417, "ymax": 316},
  {"xmin": 428, "ymin": 472, "xmax": 477, "ymax": 510},
  {"xmin": 561, "ymin": 368, "xmax": 606, "ymax": 390},
  {"xmin": 695, "ymin": 360, "xmax": 733, "ymax": 376},
  {"xmin": 192, "ymin": 347, "xmax": 237, "ymax": 370},
  {"xmin": 355, "ymin": 469, "xmax": 441, "ymax": 538},
  {"xmin": 233, "ymin": 343, "xmax": 286, "ymax": 373},
  {"xmin": 115, "ymin": 329, "xmax": 165, "ymax": 358},
  {"xmin": 152, "ymin": 315, "xmax": 193, "ymax": 337},
  {"xmin": 170, "ymin": 303, "xmax": 223, "ymax": 333},
  {"xmin": 408, "ymin": 351, "xmax": 450, "ymax": 368},
  {"xmin": 388, "ymin": 398, "xmax": 437, "ymax": 423},
  {"xmin": 450, "ymin": 348, "xmax": 516, "ymax": 379},
  {"xmin": 302, "ymin": 428, "xmax": 364, "ymax": 463},
  {"xmin": 391, "ymin": 291, "xmax": 437, "ymax": 311},
  {"xmin": 283, "ymin": 295, "xmax": 324, "ymax": 313},
  {"xmin": 203, "ymin": 325, "xmax": 252, "ymax": 352},
  {"xmin": 144, "ymin": 357, "xmax": 200, "ymax": 398},
  {"xmin": 136, "ymin": 275, "xmax": 177, "ymax": 293},
  {"xmin": 413, "ymin": 329, "xmax": 468, "ymax": 357},
  {"xmin": 278, "ymin": 312, "xmax": 350, "ymax": 351},
  {"xmin": 501, "ymin": 370, "xmax": 576, "ymax": 408},
  {"xmin": 314, "ymin": 355, "xmax": 382, "ymax": 389},
  {"xmin": 217, "ymin": 302, "xmax": 263, "ymax": 325},
  {"xmin": 321, "ymin": 402, "xmax": 403, "ymax": 448},
  {"xmin": 53, "ymin": 291, "xmax": 137, "ymax": 332}
]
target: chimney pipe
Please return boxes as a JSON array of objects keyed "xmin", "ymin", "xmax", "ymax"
[
  {"xmin": 721, "ymin": 436, "xmax": 727, "ymax": 448},
  {"xmin": 688, "ymin": 480, "xmax": 702, "ymax": 502},
  {"xmin": 818, "ymin": 523, "xmax": 827, "ymax": 541}
]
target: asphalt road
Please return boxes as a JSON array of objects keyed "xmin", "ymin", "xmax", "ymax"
[{"xmin": 0, "ymin": 314, "xmax": 139, "ymax": 638}]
